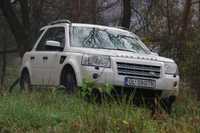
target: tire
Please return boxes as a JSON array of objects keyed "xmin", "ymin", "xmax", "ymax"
[
  {"xmin": 91, "ymin": 88, "xmax": 102, "ymax": 103},
  {"xmin": 61, "ymin": 68, "xmax": 77, "ymax": 94},
  {"xmin": 20, "ymin": 70, "xmax": 32, "ymax": 92},
  {"xmin": 161, "ymin": 96, "xmax": 176, "ymax": 114}
]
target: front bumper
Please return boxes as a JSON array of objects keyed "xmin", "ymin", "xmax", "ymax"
[{"xmin": 81, "ymin": 65, "xmax": 179, "ymax": 98}]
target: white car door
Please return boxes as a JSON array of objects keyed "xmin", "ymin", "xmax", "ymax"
[
  {"xmin": 27, "ymin": 30, "xmax": 47, "ymax": 85},
  {"xmin": 31, "ymin": 30, "xmax": 50, "ymax": 85},
  {"xmin": 33, "ymin": 27, "xmax": 66, "ymax": 86}
]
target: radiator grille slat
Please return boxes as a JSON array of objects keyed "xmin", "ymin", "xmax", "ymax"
[{"xmin": 117, "ymin": 62, "xmax": 161, "ymax": 79}]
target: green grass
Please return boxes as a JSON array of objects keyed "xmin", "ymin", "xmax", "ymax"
[
  {"xmin": 1, "ymin": 64, "xmax": 200, "ymax": 132},
  {"xmin": 0, "ymin": 88, "xmax": 199, "ymax": 133}
]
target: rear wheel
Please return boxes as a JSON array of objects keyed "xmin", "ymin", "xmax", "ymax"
[{"xmin": 20, "ymin": 70, "xmax": 32, "ymax": 92}]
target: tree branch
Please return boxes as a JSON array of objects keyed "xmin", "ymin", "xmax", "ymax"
[
  {"xmin": 97, "ymin": 0, "xmax": 120, "ymax": 12},
  {"xmin": 0, "ymin": 0, "xmax": 30, "ymax": 57},
  {"xmin": 122, "ymin": 0, "xmax": 131, "ymax": 29},
  {"xmin": 192, "ymin": 0, "xmax": 200, "ymax": 4}
]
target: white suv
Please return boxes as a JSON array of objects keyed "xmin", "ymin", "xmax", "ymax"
[{"xmin": 20, "ymin": 20, "xmax": 179, "ymax": 110}]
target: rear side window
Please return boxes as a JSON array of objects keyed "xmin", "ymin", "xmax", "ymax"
[{"xmin": 36, "ymin": 27, "xmax": 65, "ymax": 51}]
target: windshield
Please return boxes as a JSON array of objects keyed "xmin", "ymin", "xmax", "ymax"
[{"xmin": 71, "ymin": 26, "xmax": 150, "ymax": 54}]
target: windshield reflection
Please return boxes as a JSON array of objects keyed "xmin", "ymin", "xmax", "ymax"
[{"xmin": 72, "ymin": 26, "xmax": 150, "ymax": 54}]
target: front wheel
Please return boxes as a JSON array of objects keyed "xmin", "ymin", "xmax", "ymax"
[
  {"xmin": 161, "ymin": 96, "xmax": 176, "ymax": 114},
  {"xmin": 61, "ymin": 69, "xmax": 77, "ymax": 94},
  {"xmin": 20, "ymin": 70, "xmax": 32, "ymax": 92}
]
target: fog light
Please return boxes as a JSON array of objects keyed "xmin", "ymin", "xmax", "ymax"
[{"xmin": 95, "ymin": 66, "xmax": 100, "ymax": 70}]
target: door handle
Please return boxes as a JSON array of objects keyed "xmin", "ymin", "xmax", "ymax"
[
  {"xmin": 43, "ymin": 56, "xmax": 48, "ymax": 60},
  {"xmin": 30, "ymin": 56, "xmax": 35, "ymax": 60}
]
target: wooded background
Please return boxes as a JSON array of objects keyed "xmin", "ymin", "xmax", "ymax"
[{"xmin": 0, "ymin": 0, "xmax": 200, "ymax": 96}]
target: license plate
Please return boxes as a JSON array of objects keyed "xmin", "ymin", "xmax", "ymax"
[{"xmin": 125, "ymin": 78, "xmax": 156, "ymax": 88}]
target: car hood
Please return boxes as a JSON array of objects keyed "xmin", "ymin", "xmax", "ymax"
[{"xmin": 68, "ymin": 48, "xmax": 175, "ymax": 63}]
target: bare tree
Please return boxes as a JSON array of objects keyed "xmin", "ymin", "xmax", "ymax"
[
  {"xmin": 72, "ymin": 0, "xmax": 81, "ymax": 22},
  {"xmin": 122, "ymin": 0, "xmax": 131, "ymax": 29},
  {"xmin": 91, "ymin": 0, "xmax": 97, "ymax": 24},
  {"xmin": 199, "ymin": 0, "xmax": 200, "ymax": 21},
  {"xmin": 0, "ymin": 36, "xmax": 7, "ymax": 90},
  {"xmin": 181, "ymin": 0, "xmax": 192, "ymax": 38},
  {"xmin": 30, "ymin": 0, "xmax": 45, "ymax": 40},
  {"xmin": 166, "ymin": 0, "xmax": 172, "ymax": 36},
  {"xmin": 176, "ymin": 0, "xmax": 192, "ymax": 62}
]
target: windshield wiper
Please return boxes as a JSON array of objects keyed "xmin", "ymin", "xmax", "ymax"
[
  {"xmin": 116, "ymin": 48, "xmax": 136, "ymax": 53},
  {"xmin": 104, "ymin": 48, "xmax": 136, "ymax": 53}
]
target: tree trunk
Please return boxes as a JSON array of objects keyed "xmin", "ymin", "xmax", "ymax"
[
  {"xmin": 166, "ymin": 0, "xmax": 172, "ymax": 36},
  {"xmin": 122, "ymin": 0, "xmax": 131, "ymax": 29},
  {"xmin": 72, "ymin": 0, "xmax": 81, "ymax": 22},
  {"xmin": 176, "ymin": 0, "xmax": 192, "ymax": 63},
  {"xmin": 19, "ymin": 0, "xmax": 31, "ymax": 34},
  {"xmin": 0, "ymin": 42, "xmax": 7, "ymax": 90},
  {"xmin": 91, "ymin": 0, "xmax": 97, "ymax": 24},
  {"xmin": 181, "ymin": 0, "xmax": 192, "ymax": 39},
  {"xmin": 31, "ymin": 0, "xmax": 45, "ymax": 40},
  {"xmin": 199, "ymin": 0, "xmax": 200, "ymax": 22}
]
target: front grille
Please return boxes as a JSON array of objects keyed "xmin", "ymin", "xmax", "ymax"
[{"xmin": 117, "ymin": 62, "xmax": 161, "ymax": 79}]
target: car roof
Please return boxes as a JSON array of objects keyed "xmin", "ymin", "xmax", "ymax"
[
  {"xmin": 40, "ymin": 23, "xmax": 131, "ymax": 34},
  {"xmin": 72, "ymin": 23, "xmax": 130, "ymax": 33}
]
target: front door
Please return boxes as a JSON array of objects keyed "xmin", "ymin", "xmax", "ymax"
[{"xmin": 33, "ymin": 26, "xmax": 66, "ymax": 86}]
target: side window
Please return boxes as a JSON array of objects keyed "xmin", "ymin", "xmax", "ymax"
[
  {"xmin": 36, "ymin": 27, "xmax": 65, "ymax": 51},
  {"xmin": 32, "ymin": 30, "xmax": 44, "ymax": 49}
]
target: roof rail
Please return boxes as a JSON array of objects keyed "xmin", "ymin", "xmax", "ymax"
[
  {"xmin": 48, "ymin": 19, "xmax": 72, "ymax": 25},
  {"xmin": 115, "ymin": 26, "xmax": 129, "ymax": 30}
]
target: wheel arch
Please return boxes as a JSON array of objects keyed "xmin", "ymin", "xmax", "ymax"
[
  {"xmin": 60, "ymin": 63, "xmax": 80, "ymax": 86},
  {"xmin": 20, "ymin": 67, "xmax": 31, "ymax": 85},
  {"xmin": 20, "ymin": 60, "xmax": 32, "ymax": 78},
  {"xmin": 21, "ymin": 67, "xmax": 30, "ymax": 77}
]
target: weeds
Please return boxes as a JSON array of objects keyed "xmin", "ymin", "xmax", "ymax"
[
  {"xmin": 0, "ymin": 87, "xmax": 199, "ymax": 133},
  {"xmin": 0, "ymin": 77, "xmax": 200, "ymax": 133}
]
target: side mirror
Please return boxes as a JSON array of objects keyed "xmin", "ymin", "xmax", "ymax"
[
  {"xmin": 45, "ymin": 40, "xmax": 61, "ymax": 47},
  {"xmin": 148, "ymin": 45, "xmax": 159, "ymax": 56},
  {"xmin": 45, "ymin": 40, "xmax": 63, "ymax": 51}
]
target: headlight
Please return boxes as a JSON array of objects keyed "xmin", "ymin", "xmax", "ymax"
[
  {"xmin": 81, "ymin": 55, "xmax": 111, "ymax": 68},
  {"xmin": 164, "ymin": 62, "xmax": 178, "ymax": 75}
]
